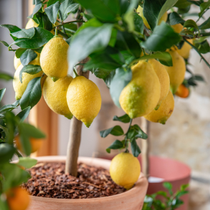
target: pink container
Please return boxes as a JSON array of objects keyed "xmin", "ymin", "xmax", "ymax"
[{"xmin": 139, "ymin": 156, "xmax": 191, "ymax": 210}]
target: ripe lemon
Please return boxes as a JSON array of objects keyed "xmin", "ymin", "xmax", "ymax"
[
  {"xmin": 14, "ymin": 55, "xmax": 22, "ymax": 70},
  {"xmin": 164, "ymin": 50, "xmax": 186, "ymax": 94},
  {"xmin": 110, "ymin": 152, "xmax": 141, "ymax": 190},
  {"xmin": 40, "ymin": 37, "xmax": 69, "ymax": 81},
  {"xmin": 25, "ymin": 18, "xmax": 39, "ymax": 29},
  {"xmin": 15, "ymin": 135, "xmax": 43, "ymax": 154},
  {"xmin": 171, "ymin": 23, "xmax": 193, "ymax": 59},
  {"xmin": 144, "ymin": 90, "xmax": 174, "ymax": 124},
  {"xmin": 6, "ymin": 187, "xmax": 30, "ymax": 210},
  {"xmin": 43, "ymin": 76, "xmax": 73, "ymax": 119},
  {"xmin": 137, "ymin": 5, "xmax": 167, "ymax": 29},
  {"xmin": 66, "ymin": 76, "xmax": 102, "ymax": 127},
  {"xmin": 119, "ymin": 60, "xmax": 160, "ymax": 118},
  {"xmin": 148, "ymin": 59, "xmax": 170, "ymax": 109}
]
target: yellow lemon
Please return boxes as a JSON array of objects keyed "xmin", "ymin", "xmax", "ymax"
[
  {"xmin": 171, "ymin": 23, "xmax": 183, "ymax": 33},
  {"xmin": 66, "ymin": 76, "xmax": 102, "ymax": 127},
  {"xmin": 110, "ymin": 152, "xmax": 141, "ymax": 190},
  {"xmin": 14, "ymin": 55, "xmax": 22, "ymax": 70},
  {"xmin": 164, "ymin": 51, "xmax": 186, "ymax": 94},
  {"xmin": 148, "ymin": 59, "xmax": 170, "ymax": 109},
  {"xmin": 43, "ymin": 76, "xmax": 73, "ymax": 119},
  {"xmin": 13, "ymin": 64, "xmax": 43, "ymax": 100},
  {"xmin": 137, "ymin": 5, "xmax": 167, "ymax": 29},
  {"xmin": 25, "ymin": 18, "xmax": 39, "ymax": 29},
  {"xmin": 40, "ymin": 37, "xmax": 69, "ymax": 81},
  {"xmin": 144, "ymin": 90, "xmax": 174, "ymax": 124},
  {"xmin": 119, "ymin": 60, "xmax": 161, "ymax": 118}
]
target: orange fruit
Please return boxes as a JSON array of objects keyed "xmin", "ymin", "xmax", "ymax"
[
  {"xmin": 6, "ymin": 187, "xmax": 30, "ymax": 210},
  {"xmin": 15, "ymin": 135, "xmax": 43, "ymax": 154},
  {"xmin": 175, "ymin": 84, "xmax": 190, "ymax": 98}
]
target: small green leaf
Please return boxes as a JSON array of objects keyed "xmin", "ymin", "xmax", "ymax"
[
  {"xmin": 199, "ymin": 1, "xmax": 210, "ymax": 18},
  {"xmin": 12, "ymin": 27, "xmax": 54, "ymax": 49},
  {"xmin": 19, "ymin": 65, "xmax": 42, "ymax": 83},
  {"xmin": 131, "ymin": 139, "xmax": 141, "ymax": 157},
  {"xmin": 110, "ymin": 68, "xmax": 132, "ymax": 108},
  {"xmin": 133, "ymin": 12, "xmax": 144, "ymax": 34},
  {"xmin": 0, "ymin": 144, "xmax": 16, "ymax": 164},
  {"xmin": 45, "ymin": 1, "xmax": 60, "ymax": 24},
  {"xmin": 17, "ymin": 157, "xmax": 37, "ymax": 169},
  {"xmin": 194, "ymin": 40, "xmax": 210, "ymax": 54},
  {"xmin": 11, "ymin": 28, "xmax": 35, "ymax": 39},
  {"xmin": 20, "ymin": 49, "xmax": 37, "ymax": 66},
  {"xmin": 163, "ymin": 182, "xmax": 173, "ymax": 195},
  {"xmin": 131, "ymin": 124, "xmax": 148, "ymax": 139},
  {"xmin": 16, "ymin": 107, "xmax": 31, "ymax": 122},
  {"xmin": 69, "ymin": 24, "xmax": 113, "ymax": 71},
  {"xmin": 60, "ymin": 0, "xmax": 79, "ymax": 20},
  {"xmin": 0, "ymin": 40, "xmax": 9, "ymax": 47},
  {"xmin": 199, "ymin": 17, "xmax": 210, "ymax": 30},
  {"xmin": 0, "ymin": 103, "xmax": 18, "ymax": 114},
  {"xmin": 106, "ymin": 140, "xmax": 124, "ymax": 153},
  {"xmin": 169, "ymin": 12, "xmax": 185, "ymax": 25},
  {"xmin": 184, "ymin": 19, "xmax": 199, "ymax": 31},
  {"xmin": 0, "ymin": 24, "xmax": 21, "ymax": 33},
  {"xmin": 0, "ymin": 88, "xmax": 6, "ymax": 102},
  {"xmin": 100, "ymin": 125, "xmax": 124, "ymax": 138},
  {"xmin": 113, "ymin": 114, "xmax": 131, "ymax": 123},
  {"xmin": 20, "ymin": 77, "xmax": 42, "ymax": 109},
  {"xmin": 15, "ymin": 48, "xmax": 27, "ymax": 58},
  {"xmin": 0, "ymin": 72, "xmax": 13, "ymax": 81},
  {"xmin": 142, "ymin": 22, "xmax": 181, "ymax": 51},
  {"xmin": 32, "ymin": 3, "xmax": 42, "ymax": 17}
]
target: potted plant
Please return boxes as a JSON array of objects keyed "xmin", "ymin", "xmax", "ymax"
[{"xmin": 0, "ymin": 0, "xmax": 210, "ymax": 210}]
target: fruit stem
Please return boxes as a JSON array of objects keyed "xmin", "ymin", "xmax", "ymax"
[
  {"xmin": 55, "ymin": 27, "xmax": 58, "ymax": 36},
  {"xmin": 124, "ymin": 118, "xmax": 133, "ymax": 150}
]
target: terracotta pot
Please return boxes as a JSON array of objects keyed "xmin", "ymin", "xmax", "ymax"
[
  {"xmin": 138, "ymin": 156, "xmax": 191, "ymax": 210},
  {"xmin": 28, "ymin": 156, "xmax": 148, "ymax": 210}
]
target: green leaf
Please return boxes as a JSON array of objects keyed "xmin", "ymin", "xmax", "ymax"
[
  {"xmin": 17, "ymin": 157, "xmax": 37, "ymax": 169},
  {"xmin": 131, "ymin": 139, "xmax": 141, "ymax": 157},
  {"xmin": 163, "ymin": 182, "xmax": 173, "ymax": 195},
  {"xmin": 76, "ymin": 0, "xmax": 120, "ymax": 22},
  {"xmin": 15, "ymin": 48, "xmax": 27, "ymax": 58},
  {"xmin": 0, "ymin": 197, "xmax": 9, "ymax": 210},
  {"xmin": 47, "ymin": 0, "xmax": 65, "ymax": 6},
  {"xmin": 199, "ymin": 17, "xmax": 210, "ymax": 30},
  {"xmin": 18, "ymin": 122, "xmax": 46, "ymax": 139},
  {"xmin": 20, "ymin": 49, "xmax": 37, "ymax": 66},
  {"xmin": 0, "ymin": 88, "xmax": 6, "ymax": 102},
  {"xmin": 169, "ymin": 12, "xmax": 185, "ymax": 25},
  {"xmin": 20, "ymin": 77, "xmax": 42, "ymax": 110},
  {"xmin": 69, "ymin": 24, "xmax": 113, "ymax": 71},
  {"xmin": 19, "ymin": 65, "xmax": 42, "ymax": 83},
  {"xmin": 142, "ymin": 22, "xmax": 181, "ymax": 51},
  {"xmin": 31, "ymin": 3, "xmax": 42, "ymax": 17},
  {"xmin": 0, "ymin": 103, "xmax": 18, "ymax": 114},
  {"xmin": 175, "ymin": 190, "xmax": 188, "ymax": 199},
  {"xmin": 199, "ymin": 1, "xmax": 210, "ymax": 19},
  {"xmin": 12, "ymin": 27, "xmax": 54, "ymax": 49},
  {"xmin": 184, "ymin": 19, "xmax": 199, "ymax": 31},
  {"xmin": 113, "ymin": 114, "xmax": 131, "ymax": 123},
  {"xmin": 106, "ymin": 140, "xmax": 124, "ymax": 153},
  {"xmin": 11, "ymin": 28, "xmax": 35, "ymax": 39},
  {"xmin": 133, "ymin": 13, "xmax": 144, "ymax": 34},
  {"xmin": 100, "ymin": 125, "xmax": 124, "ymax": 138},
  {"xmin": 16, "ymin": 107, "xmax": 31, "ymax": 122},
  {"xmin": 0, "ymin": 144, "xmax": 16, "ymax": 164},
  {"xmin": 130, "ymin": 124, "xmax": 148, "ymax": 139},
  {"xmin": 139, "ymin": 52, "xmax": 172, "ymax": 66},
  {"xmin": 110, "ymin": 68, "xmax": 132, "ymax": 108},
  {"xmin": 60, "ymin": 0, "xmax": 79, "ymax": 20},
  {"xmin": 115, "ymin": 31, "xmax": 141, "ymax": 58},
  {"xmin": 194, "ymin": 40, "xmax": 210, "ymax": 54},
  {"xmin": 0, "ymin": 40, "xmax": 9, "ymax": 47},
  {"xmin": 45, "ymin": 1, "xmax": 60, "ymax": 24},
  {"xmin": 0, "ymin": 72, "xmax": 13, "ymax": 81},
  {"xmin": 0, "ymin": 24, "xmax": 21, "ymax": 33},
  {"xmin": 143, "ymin": 0, "xmax": 178, "ymax": 30}
]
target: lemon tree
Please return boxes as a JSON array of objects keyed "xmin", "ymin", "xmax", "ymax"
[{"xmin": 0, "ymin": 0, "xmax": 210, "ymax": 203}]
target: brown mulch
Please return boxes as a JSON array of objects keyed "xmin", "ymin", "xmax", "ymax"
[{"xmin": 22, "ymin": 162, "xmax": 126, "ymax": 199}]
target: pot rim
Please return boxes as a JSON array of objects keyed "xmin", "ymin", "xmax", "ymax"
[{"xmin": 29, "ymin": 156, "xmax": 148, "ymax": 203}]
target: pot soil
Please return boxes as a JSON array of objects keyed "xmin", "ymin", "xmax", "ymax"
[{"xmin": 25, "ymin": 156, "xmax": 148, "ymax": 210}]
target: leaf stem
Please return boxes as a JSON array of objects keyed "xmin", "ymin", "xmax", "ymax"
[
  {"xmin": 124, "ymin": 118, "xmax": 133, "ymax": 151},
  {"xmin": 57, "ymin": 20, "xmax": 85, "ymax": 27}
]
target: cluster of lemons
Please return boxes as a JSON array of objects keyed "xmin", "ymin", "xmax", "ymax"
[
  {"xmin": 110, "ymin": 8, "xmax": 193, "ymax": 190},
  {"xmin": 13, "ymin": 19, "xmax": 102, "ymax": 129}
]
